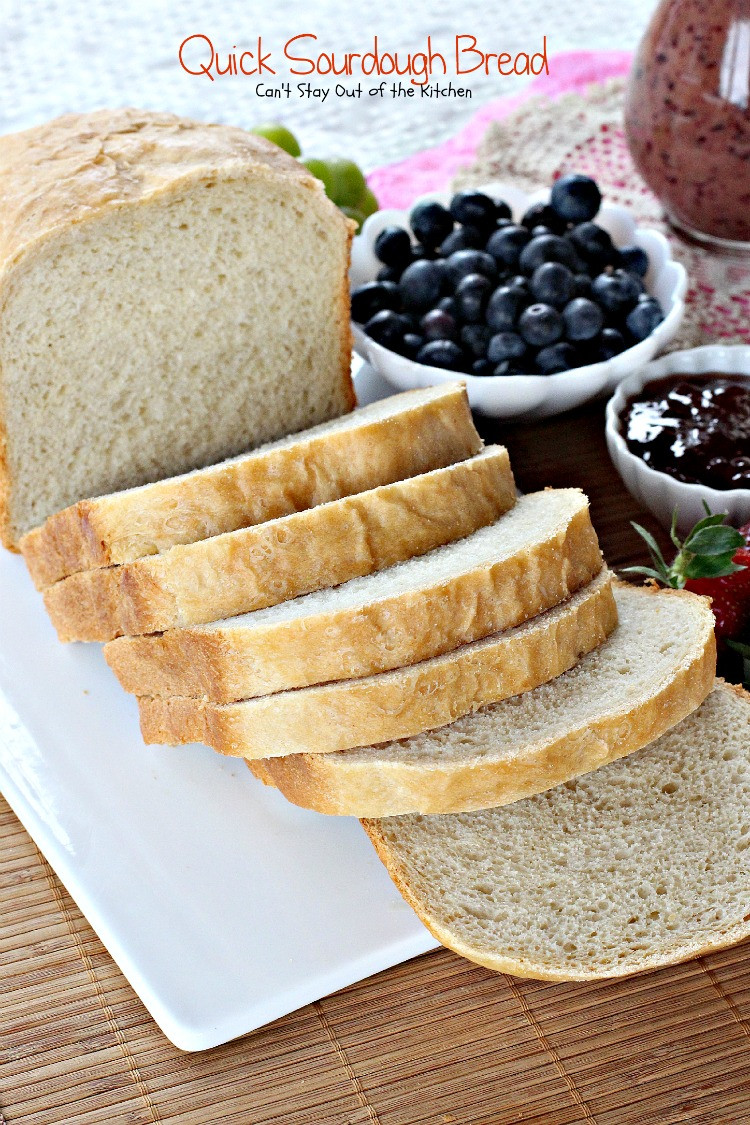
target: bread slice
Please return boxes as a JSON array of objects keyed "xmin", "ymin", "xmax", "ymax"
[
  {"xmin": 105, "ymin": 488, "xmax": 603, "ymax": 703},
  {"xmin": 139, "ymin": 570, "xmax": 617, "ymax": 757},
  {"xmin": 363, "ymin": 681, "xmax": 750, "ymax": 981},
  {"xmin": 20, "ymin": 383, "xmax": 480, "ymax": 589},
  {"xmin": 0, "ymin": 108, "xmax": 354, "ymax": 550},
  {"xmin": 253, "ymin": 582, "xmax": 716, "ymax": 816},
  {"xmin": 42, "ymin": 446, "xmax": 515, "ymax": 643}
]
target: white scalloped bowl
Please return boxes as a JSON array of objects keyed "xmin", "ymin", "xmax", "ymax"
[
  {"xmin": 350, "ymin": 182, "xmax": 687, "ymax": 420},
  {"xmin": 606, "ymin": 345, "xmax": 750, "ymax": 534}
]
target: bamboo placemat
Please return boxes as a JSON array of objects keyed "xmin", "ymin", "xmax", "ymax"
[{"xmin": 4, "ymin": 400, "xmax": 750, "ymax": 1124}]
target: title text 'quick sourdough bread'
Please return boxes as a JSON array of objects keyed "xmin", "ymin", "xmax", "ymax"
[
  {"xmin": 104, "ymin": 488, "xmax": 604, "ymax": 702},
  {"xmin": 139, "ymin": 570, "xmax": 617, "ymax": 757},
  {"xmin": 0, "ymin": 108, "xmax": 354, "ymax": 549},
  {"xmin": 251, "ymin": 582, "xmax": 716, "ymax": 816},
  {"xmin": 363, "ymin": 681, "xmax": 750, "ymax": 981},
  {"xmin": 43, "ymin": 446, "xmax": 516, "ymax": 642},
  {"xmin": 20, "ymin": 384, "xmax": 481, "ymax": 588}
]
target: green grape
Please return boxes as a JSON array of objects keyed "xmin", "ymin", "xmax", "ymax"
[
  {"xmin": 250, "ymin": 123, "xmax": 301, "ymax": 158},
  {"xmin": 358, "ymin": 186, "xmax": 379, "ymax": 218},
  {"xmin": 340, "ymin": 205, "xmax": 366, "ymax": 232},
  {"xmin": 300, "ymin": 157, "xmax": 337, "ymax": 200},
  {"xmin": 327, "ymin": 158, "xmax": 368, "ymax": 208}
]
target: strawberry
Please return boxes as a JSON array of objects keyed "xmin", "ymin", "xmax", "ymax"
[
  {"xmin": 625, "ymin": 505, "xmax": 750, "ymax": 641},
  {"xmin": 685, "ymin": 547, "xmax": 750, "ymax": 638}
]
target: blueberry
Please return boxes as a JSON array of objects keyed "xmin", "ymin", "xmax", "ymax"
[
  {"xmin": 568, "ymin": 222, "xmax": 617, "ymax": 271},
  {"xmin": 519, "ymin": 234, "xmax": 578, "ymax": 275},
  {"xmin": 493, "ymin": 199, "xmax": 513, "ymax": 222},
  {"xmin": 487, "ymin": 331, "xmax": 527, "ymax": 364},
  {"xmin": 493, "ymin": 360, "xmax": 520, "ymax": 376},
  {"xmin": 486, "ymin": 285, "xmax": 526, "ymax": 332},
  {"xmin": 398, "ymin": 259, "xmax": 445, "ymax": 312},
  {"xmin": 401, "ymin": 332, "xmax": 423, "ymax": 359},
  {"xmin": 531, "ymin": 225, "xmax": 554, "ymax": 238},
  {"xmin": 521, "ymin": 201, "xmax": 567, "ymax": 234},
  {"xmin": 377, "ymin": 265, "xmax": 403, "ymax": 283},
  {"xmin": 562, "ymin": 297, "xmax": 605, "ymax": 341},
  {"xmin": 374, "ymin": 226, "xmax": 413, "ymax": 268},
  {"xmin": 363, "ymin": 309, "xmax": 412, "ymax": 349},
  {"xmin": 530, "ymin": 262, "xmax": 575, "ymax": 308},
  {"xmin": 596, "ymin": 327, "xmax": 627, "ymax": 359},
  {"xmin": 619, "ymin": 245, "xmax": 649, "ymax": 278},
  {"xmin": 495, "ymin": 217, "xmax": 513, "ymax": 229},
  {"xmin": 437, "ymin": 295, "xmax": 458, "ymax": 316},
  {"xmin": 420, "ymin": 308, "xmax": 458, "ymax": 341},
  {"xmin": 572, "ymin": 272, "xmax": 593, "ymax": 297},
  {"xmin": 508, "ymin": 275, "xmax": 530, "ymax": 294},
  {"xmin": 625, "ymin": 297, "xmax": 663, "ymax": 341},
  {"xmin": 592, "ymin": 270, "xmax": 641, "ymax": 315},
  {"xmin": 536, "ymin": 341, "xmax": 579, "ymax": 374},
  {"xmin": 409, "ymin": 201, "xmax": 454, "ymax": 248},
  {"xmin": 472, "ymin": 358, "xmax": 496, "ymax": 377},
  {"xmin": 454, "ymin": 273, "xmax": 493, "ymax": 323},
  {"xmin": 461, "ymin": 323, "xmax": 492, "ymax": 358},
  {"xmin": 485, "ymin": 224, "xmax": 531, "ymax": 268},
  {"xmin": 550, "ymin": 174, "xmax": 602, "ymax": 223},
  {"xmin": 415, "ymin": 339, "xmax": 464, "ymax": 370},
  {"xmin": 440, "ymin": 227, "xmax": 483, "ymax": 255},
  {"xmin": 450, "ymin": 191, "xmax": 496, "ymax": 229},
  {"xmin": 444, "ymin": 249, "xmax": 498, "ymax": 287},
  {"xmin": 351, "ymin": 281, "xmax": 400, "ymax": 323},
  {"xmin": 518, "ymin": 303, "xmax": 564, "ymax": 347}
]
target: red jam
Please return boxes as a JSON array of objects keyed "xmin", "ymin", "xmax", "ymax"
[{"xmin": 622, "ymin": 373, "xmax": 750, "ymax": 488}]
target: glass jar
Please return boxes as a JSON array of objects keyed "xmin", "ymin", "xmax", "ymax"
[{"xmin": 624, "ymin": 0, "xmax": 750, "ymax": 250}]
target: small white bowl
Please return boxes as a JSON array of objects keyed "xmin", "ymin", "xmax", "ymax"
[
  {"xmin": 350, "ymin": 182, "xmax": 687, "ymax": 421},
  {"xmin": 606, "ymin": 345, "xmax": 750, "ymax": 534}
]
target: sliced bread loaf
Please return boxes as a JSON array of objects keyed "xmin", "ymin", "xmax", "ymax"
[
  {"xmin": 0, "ymin": 108, "xmax": 354, "ymax": 550},
  {"xmin": 20, "ymin": 384, "xmax": 480, "ymax": 589},
  {"xmin": 363, "ymin": 681, "xmax": 750, "ymax": 981},
  {"xmin": 43, "ymin": 446, "xmax": 515, "ymax": 642},
  {"xmin": 139, "ymin": 570, "xmax": 617, "ymax": 757},
  {"xmin": 105, "ymin": 488, "xmax": 603, "ymax": 702},
  {"xmin": 252, "ymin": 582, "xmax": 716, "ymax": 816}
]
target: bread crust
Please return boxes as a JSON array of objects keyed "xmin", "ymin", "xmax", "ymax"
[
  {"xmin": 104, "ymin": 489, "xmax": 604, "ymax": 702},
  {"xmin": 20, "ymin": 384, "xmax": 480, "ymax": 587},
  {"xmin": 0, "ymin": 108, "xmax": 355, "ymax": 549},
  {"xmin": 256, "ymin": 583, "xmax": 717, "ymax": 816},
  {"xmin": 43, "ymin": 447, "xmax": 516, "ymax": 642},
  {"xmin": 362, "ymin": 679, "xmax": 749, "ymax": 981},
  {"xmin": 138, "ymin": 570, "xmax": 617, "ymax": 756}
]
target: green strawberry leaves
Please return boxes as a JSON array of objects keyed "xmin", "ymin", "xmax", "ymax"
[{"xmin": 623, "ymin": 503, "xmax": 745, "ymax": 589}]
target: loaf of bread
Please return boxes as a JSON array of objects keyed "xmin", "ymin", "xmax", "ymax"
[
  {"xmin": 43, "ymin": 447, "xmax": 516, "ymax": 641},
  {"xmin": 0, "ymin": 108, "xmax": 354, "ymax": 548},
  {"xmin": 252, "ymin": 582, "xmax": 716, "ymax": 816},
  {"xmin": 138, "ymin": 570, "xmax": 617, "ymax": 757},
  {"xmin": 104, "ymin": 488, "xmax": 604, "ymax": 702},
  {"xmin": 363, "ymin": 681, "xmax": 748, "ymax": 981},
  {"xmin": 21, "ymin": 384, "xmax": 480, "ymax": 588}
]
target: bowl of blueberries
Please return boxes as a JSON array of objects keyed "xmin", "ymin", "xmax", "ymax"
[{"xmin": 350, "ymin": 175, "xmax": 687, "ymax": 419}]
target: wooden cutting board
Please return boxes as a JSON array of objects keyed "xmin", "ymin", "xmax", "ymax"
[{"xmin": 3, "ymin": 401, "xmax": 750, "ymax": 1125}]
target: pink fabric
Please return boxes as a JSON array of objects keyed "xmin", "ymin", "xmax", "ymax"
[{"xmin": 367, "ymin": 50, "xmax": 633, "ymax": 208}]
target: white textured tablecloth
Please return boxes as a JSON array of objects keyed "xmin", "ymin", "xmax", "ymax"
[{"xmin": 0, "ymin": 0, "xmax": 655, "ymax": 167}]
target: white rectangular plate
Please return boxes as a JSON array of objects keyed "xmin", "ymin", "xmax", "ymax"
[{"xmin": 0, "ymin": 362, "xmax": 438, "ymax": 1051}]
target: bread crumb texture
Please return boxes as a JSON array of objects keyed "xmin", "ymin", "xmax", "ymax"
[
  {"xmin": 367, "ymin": 682, "xmax": 749, "ymax": 980},
  {"xmin": 0, "ymin": 109, "xmax": 352, "ymax": 544}
]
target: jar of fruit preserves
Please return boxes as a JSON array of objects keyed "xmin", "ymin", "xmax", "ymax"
[{"xmin": 625, "ymin": 0, "xmax": 750, "ymax": 250}]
